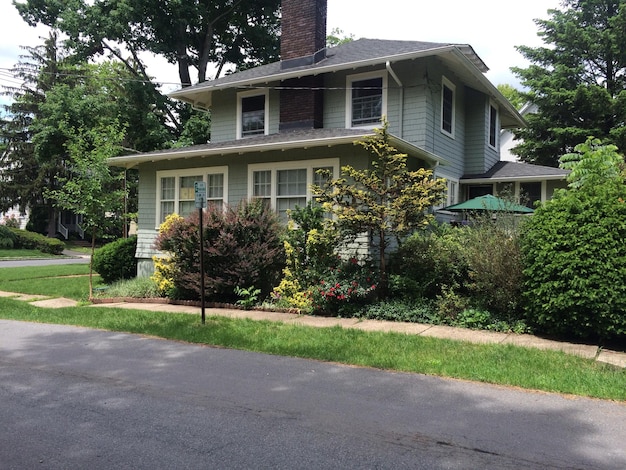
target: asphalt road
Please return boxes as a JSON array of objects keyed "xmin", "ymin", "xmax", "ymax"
[
  {"xmin": 1, "ymin": 320, "xmax": 625, "ymax": 469},
  {"xmin": 0, "ymin": 252, "xmax": 89, "ymax": 268}
]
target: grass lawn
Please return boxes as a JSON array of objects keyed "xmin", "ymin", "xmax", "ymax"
[{"xmin": 0, "ymin": 264, "xmax": 624, "ymax": 402}]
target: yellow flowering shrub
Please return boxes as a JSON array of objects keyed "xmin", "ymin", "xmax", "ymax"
[
  {"xmin": 271, "ymin": 267, "xmax": 313, "ymax": 311},
  {"xmin": 149, "ymin": 213, "xmax": 183, "ymax": 296}
]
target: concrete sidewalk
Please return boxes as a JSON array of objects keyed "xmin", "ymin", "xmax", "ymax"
[{"xmin": 19, "ymin": 293, "xmax": 624, "ymax": 369}]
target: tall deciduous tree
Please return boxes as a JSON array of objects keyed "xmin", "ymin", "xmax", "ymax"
[
  {"xmin": 14, "ymin": 0, "xmax": 281, "ymax": 86},
  {"xmin": 512, "ymin": 0, "xmax": 626, "ymax": 166},
  {"xmin": 314, "ymin": 121, "xmax": 447, "ymax": 297}
]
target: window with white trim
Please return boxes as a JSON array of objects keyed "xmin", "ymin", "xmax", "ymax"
[
  {"xmin": 489, "ymin": 102, "xmax": 498, "ymax": 148},
  {"xmin": 441, "ymin": 77, "xmax": 455, "ymax": 137},
  {"xmin": 156, "ymin": 167, "xmax": 228, "ymax": 225},
  {"xmin": 346, "ymin": 71, "xmax": 387, "ymax": 128},
  {"xmin": 248, "ymin": 159, "xmax": 339, "ymax": 221},
  {"xmin": 237, "ymin": 90, "xmax": 268, "ymax": 138},
  {"xmin": 446, "ymin": 179, "xmax": 459, "ymax": 207}
]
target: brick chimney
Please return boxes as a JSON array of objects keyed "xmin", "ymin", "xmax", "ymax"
[
  {"xmin": 280, "ymin": 0, "xmax": 327, "ymax": 69},
  {"xmin": 279, "ymin": 0, "xmax": 327, "ymax": 131}
]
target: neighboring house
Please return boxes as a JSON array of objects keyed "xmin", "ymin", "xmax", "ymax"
[
  {"xmin": 499, "ymin": 102, "xmax": 538, "ymax": 162},
  {"xmin": 109, "ymin": 0, "xmax": 567, "ymax": 276}
]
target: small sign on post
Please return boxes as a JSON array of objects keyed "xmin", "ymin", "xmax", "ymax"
[
  {"xmin": 194, "ymin": 181, "xmax": 207, "ymax": 323},
  {"xmin": 194, "ymin": 181, "xmax": 207, "ymax": 209}
]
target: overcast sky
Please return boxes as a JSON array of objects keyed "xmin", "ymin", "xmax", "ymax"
[{"xmin": 0, "ymin": 0, "xmax": 562, "ymax": 102}]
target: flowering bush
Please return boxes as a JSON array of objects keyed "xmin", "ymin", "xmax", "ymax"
[
  {"xmin": 271, "ymin": 268, "xmax": 313, "ymax": 311},
  {"xmin": 311, "ymin": 257, "xmax": 378, "ymax": 315}
]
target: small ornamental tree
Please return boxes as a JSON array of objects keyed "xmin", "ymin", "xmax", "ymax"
[
  {"xmin": 45, "ymin": 120, "xmax": 126, "ymax": 298},
  {"xmin": 521, "ymin": 138, "xmax": 626, "ymax": 339},
  {"xmin": 314, "ymin": 120, "xmax": 447, "ymax": 297}
]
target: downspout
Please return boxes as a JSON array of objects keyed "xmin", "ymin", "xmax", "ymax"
[{"xmin": 386, "ymin": 61, "xmax": 404, "ymax": 138}]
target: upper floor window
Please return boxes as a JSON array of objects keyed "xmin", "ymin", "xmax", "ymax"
[
  {"xmin": 237, "ymin": 90, "xmax": 268, "ymax": 138},
  {"xmin": 156, "ymin": 167, "xmax": 228, "ymax": 226},
  {"xmin": 346, "ymin": 71, "xmax": 387, "ymax": 128},
  {"xmin": 441, "ymin": 77, "xmax": 455, "ymax": 137},
  {"xmin": 489, "ymin": 103, "xmax": 498, "ymax": 148},
  {"xmin": 248, "ymin": 159, "xmax": 339, "ymax": 222}
]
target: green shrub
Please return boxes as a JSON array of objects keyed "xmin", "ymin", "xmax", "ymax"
[
  {"xmin": 355, "ymin": 299, "xmax": 438, "ymax": 323},
  {"xmin": 154, "ymin": 200, "xmax": 285, "ymax": 302},
  {"xmin": 522, "ymin": 138, "xmax": 626, "ymax": 340},
  {"xmin": 521, "ymin": 181, "xmax": 626, "ymax": 340},
  {"xmin": 9, "ymin": 228, "xmax": 65, "ymax": 254},
  {"xmin": 390, "ymin": 225, "xmax": 470, "ymax": 300},
  {"xmin": 0, "ymin": 225, "xmax": 16, "ymax": 249},
  {"xmin": 391, "ymin": 218, "xmax": 525, "ymax": 319},
  {"xmin": 93, "ymin": 236, "xmax": 138, "ymax": 284}
]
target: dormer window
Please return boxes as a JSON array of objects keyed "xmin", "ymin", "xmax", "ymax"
[
  {"xmin": 237, "ymin": 90, "xmax": 268, "ymax": 138},
  {"xmin": 346, "ymin": 71, "xmax": 387, "ymax": 128}
]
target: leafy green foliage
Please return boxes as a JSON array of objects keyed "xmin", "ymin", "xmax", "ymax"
[
  {"xmin": 9, "ymin": 228, "xmax": 64, "ymax": 254},
  {"xmin": 234, "ymin": 285, "xmax": 261, "ymax": 310},
  {"xmin": 512, "ymin": 1, "xmax": 626, "ymax": 166},
  {"xmin": 15, "ymin": 0, "xmax": 281, "ymax": 85},
  {"xmin": 560, "ymin": 137, "xmax": 624, "ymax": 188},
  {"xmin": 93, "ymin": 237, "xmax": 138, "ymax": 284},
  {"xmin": 0, "ymin": 225, "xmax": 17, "ymax": 249},
  {"xmin": 391, "ymin": 219, "xmax": 526, "ymax": 321},
  {"xmin": 521, "ymin": 141, "xmax": 626, "ymax": 339},
  {"xmin": 154, "ymin": 199, "xmax": 285, "ymax": 302}
]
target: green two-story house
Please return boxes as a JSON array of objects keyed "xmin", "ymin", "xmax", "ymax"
[{"xmin": 109, "ymin": 0, "xmax": 566, "ymax": 276}]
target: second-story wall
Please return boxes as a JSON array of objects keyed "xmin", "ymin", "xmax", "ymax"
[{"xmin": 205, "ymin": 55, "xmax": 498, "ymax": 182}]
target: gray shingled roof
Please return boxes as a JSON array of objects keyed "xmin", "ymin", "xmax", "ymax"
[
  {"xmin": 462, "ymin": 161, "xmax": 569, "ymax": 181},
  {"xmin": 108, "ymin": 127, "xmax": 447, "ymax": 169},
  {"xmin": 170, "ymin": 39, "xmax": 485, "ymax": 97}
]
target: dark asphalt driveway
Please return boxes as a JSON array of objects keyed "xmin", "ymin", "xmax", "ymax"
[{"xmin": 1, "ymin": 320, "xmax": 624, "ymax": 469}]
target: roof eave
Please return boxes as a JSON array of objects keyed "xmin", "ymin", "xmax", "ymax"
[
  {"xmin": 168, "ymin": 45, "xmax": 484, "ymax": 104},
  {"xmin": 461, "ymin": 174, "xmax": 568, "ymax": 184},
  {"xmin": 448, "ymin": 48, "xmax": 526, "ymax": 129},
  {"xmin": 108, "ymin": 133, "xmax": 375, "ymax": 169}
]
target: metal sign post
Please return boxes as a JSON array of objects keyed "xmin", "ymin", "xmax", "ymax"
[{"xmin": 194, "ymin": 181, "xmax": 207, "ymax": 324}]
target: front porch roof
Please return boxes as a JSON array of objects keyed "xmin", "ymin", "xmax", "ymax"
[
  {"xmin": 108, "ymin": 128, "xmax": 449, "ymax": 169},
  {"xmin": 461, "ymin": 161, "xmax": 570, "ymax": 184}
]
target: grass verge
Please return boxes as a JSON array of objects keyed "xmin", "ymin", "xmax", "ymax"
[
  {"xmin": 0, "ymin": 264, "xmax": 95, "ymax": 301},
  {"xmin": 0, "ymin": 297, "xmax": 624, "ymax": 402}
]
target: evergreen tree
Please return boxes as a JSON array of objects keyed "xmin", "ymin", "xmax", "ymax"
[
  {"xmin": 0, "ymin": 32, "xmax": 67, "ymax": 236},
  {"xmin": 513, "ymin": 0, "xmax": 626, "ymax": 166}
]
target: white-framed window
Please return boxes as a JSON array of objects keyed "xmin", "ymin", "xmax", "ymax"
[
  {"xmin": 346, "ymin": 71, "xmax": 387, "ymax": 128},
  {"xmin": 248, "ymin": 158, "xmax": 340, "ymax": 221},
  {"xmin": 156, "ymin": 166, "xmax": 229, "ymax": 226},
  {"xmin": 237, "ymin": 89, "xmax": 269, "ymax": 138},
  {"xmin": 488, "ymin": 101, "xmax": 499, "ymax": 149},
  {"xmin": 441, "ymin": 76, "xmax": 456, "ymax": 137},
  {"xmin": 446, "ymin": 179, "xmax": 459, "ymax": 207}
]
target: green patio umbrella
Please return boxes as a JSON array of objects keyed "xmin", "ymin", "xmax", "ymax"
[{"xmin": 441, "ymin": 194, "xmax": 534, "ymax": 213}]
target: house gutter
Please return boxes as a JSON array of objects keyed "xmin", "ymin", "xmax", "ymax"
[
  {"xmin": 461, "ymin": 175, "xmax": 568, "ymax": 184},
  {"xmin": 386, "ymin": 61, "xmax": 404, "ymax": 138}
]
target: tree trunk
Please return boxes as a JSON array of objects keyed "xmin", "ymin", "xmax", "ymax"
[
  {"xmin": 177, "ymin": 22, "xmax": 192, "ymax": 87},
  {"xmin": 46, "ymin": 206, "xmax": 57, "ymax": 238}
]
